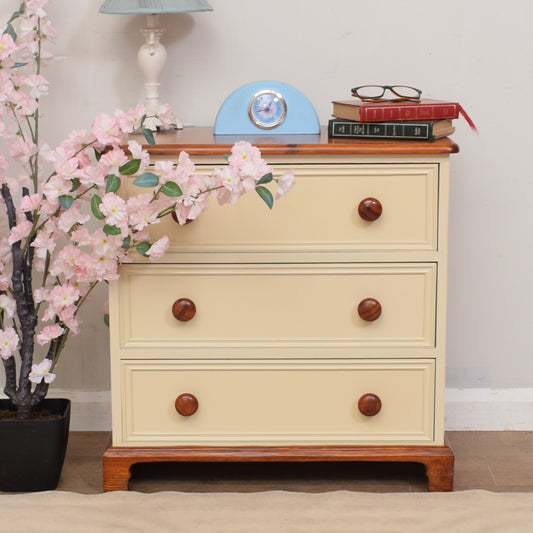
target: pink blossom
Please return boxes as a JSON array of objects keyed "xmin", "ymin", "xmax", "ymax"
[
  {"xmin": 31, "ymin": 227, "xmax": 57, "ymax": 259},
  {"xmin": 276, "ymin": 169, "xmax": 296, "ymax": 199},
  {"xmin": 92, "ymin": 112, "xmax": 123, "ymax": 146},
  {"xmin": 228, "ymin": 141, "xmax": 263, "ymax": 172},
  {"xmin": 71, "ymin": 227, "xmax": 92, "ymax": 247},
  {"xmin": 146, "ymin": 236, "xmax": 169, "ymax": 260},
  {"xmin": 9, "ymin": 136, "xmax": 38, "ymax": 162},
  {"xmin": 157, "ymin": 103, "xmax": 176, "ymax": 129},
  {"xmin": 50, "ymin": 284, "xmax": 80, "ymax": 310},
  {"xmin": 79, "ymin": 164, "xmax": 106, "ymax": 188},
  {"xmin": 20, "ymin": 193, "xmax": 42, "ymax": 212},
  {"xmin": 28, "ymin": 359, "xmax": 56, "ymax": 384},
  {"xmin": 33, "ymin": 287, "xmax": 50, "ymax": 303},
  {"xmin": 0, "ymin": 327, "xmax": 19, "ymax": 359},
  {"xmin": 0, "ymin": 175, "xmax": 19, "ymax": 194},
  {"xmin": 127, "ymin": 140, "xmax": 149, "ymax": 162},
  {"xmin": 45, "ymin": 143, "xmax": 79, "ymax": 176},
  {"xmin": 8, "ymin": 219, "xmax": 33, "ymax": 245},
  {"xmin": 127, "ymin": 194, "xmax": 160, "ymax": 231},
  {"xmin": 57, "ymin": 202, "xmax": 90, "ymax": 233},
  {"xmin": 154, "ymin": 160, "xmax": 175, "ymax": 184},
  {"xmin": 42, "ymin": 175, "xmax": 72, "ymax": 201},
  {"xmin": 24, "ymin": 74, "xmax": 49, "ymax": 99},
  {"xmin": 49, "ymin": 244, "xmax": 85, "ymax": 280},
  {"xmin": 66, "ymin": 129, "xmax": 92, "ymax": 146},
  {"xmin": 25, "ymin": 0, "xmax": 48, "ymax": 18},
  {"xmin": 115, "ymin": 104, "xmax": 146, "ymax": 133},
  {"xmin": 174, "ymin": 151, "xmax": 196, "ymax": 184},
  {"xmin": 91, "ymin": 252, "xmax": 119, "ymax": 281},
  {"xmin": 37, "ymin": 324, "xmax": 65, "ymax": 346},
  {"xmin": 0, "ymin": 34, "xmax": 16, "ymax": 60},
  {"xmin": 217, "ymin": 166, "xmax": 242, "ymax": 195},
  {"xmin": 100, "ymin": 192, "xmax": 128, "ymax": 228},
  {"xmin": 99, "ymin": 148, "xmax": 128, "ymax": 173},
  {"xmin": 10, "ymin": 89, "xmax": 38, "ymax": 116},
  {"xmin": 0, "ymin": 294, "xmax": 16, "ymax": 318},
  {"xmin": 58, "ymin": 305, "xmax": 80, "ymax": 335}
]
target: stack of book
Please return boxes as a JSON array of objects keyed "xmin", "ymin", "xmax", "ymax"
[{"xmin": 329, "ymin": 98, "xmax": 463, "ymax": 141}]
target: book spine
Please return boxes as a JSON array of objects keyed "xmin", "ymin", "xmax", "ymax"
[
  {"xmin": 360, "ymin": 103, "xmax": 459, "ymax": 122},
  {"xmin": 328, "ymin": 120, "xmax": 435, "ymax": 141}
]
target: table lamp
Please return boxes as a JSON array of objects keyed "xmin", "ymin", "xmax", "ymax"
[{"xmin": 99, "ymin": 0, "xmax": 213, "ymax": 129}]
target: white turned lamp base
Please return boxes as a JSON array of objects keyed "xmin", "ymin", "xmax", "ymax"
[{"xmin": 138, "ymin": 14, "xmax": 181, "ymax": 130}]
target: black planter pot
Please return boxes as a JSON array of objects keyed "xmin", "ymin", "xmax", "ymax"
[{"xmin": 0, "ymin": 398, "xmax": 70, "ymax": 492}]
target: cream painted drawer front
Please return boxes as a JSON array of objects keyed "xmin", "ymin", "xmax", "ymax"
[
  {"xmin": 142, "ymin": 163, "xmax": 439, "ymax": 254},
  {"xmin": 119, "ymin": 359, "xmax": 435, "ymax": 446},
  {"xmin": 118, "ymin": 263, "xmax": 436, "ymax": 350}
]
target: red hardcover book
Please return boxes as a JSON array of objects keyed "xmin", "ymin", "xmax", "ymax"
[{"xmin": 332, "ymin": 99, "xmax": 460, "ymax": 123}]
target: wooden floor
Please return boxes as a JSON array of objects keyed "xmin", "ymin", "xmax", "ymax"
[{"xmin": 57, "ymin": 431, "xmax": 533, "ymax": 494}]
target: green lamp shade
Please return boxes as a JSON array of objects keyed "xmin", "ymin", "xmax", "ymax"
[{"xmin": 99, "ymin": 0, "xmax": 213, "ymax": 14}]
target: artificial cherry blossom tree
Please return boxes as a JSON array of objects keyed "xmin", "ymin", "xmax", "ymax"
[{"xmin": 0, "ymin": 1, "xmax": 294, "ymax": 419}]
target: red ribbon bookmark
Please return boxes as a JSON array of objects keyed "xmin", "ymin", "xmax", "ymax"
[{"xmin": 458, "ymin": 104, "xmax": 478, "ymax": 133}]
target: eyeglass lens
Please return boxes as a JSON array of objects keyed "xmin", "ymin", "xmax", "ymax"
[{"xmin": 353, "ymin": 85, "xmax": 421, "ymax": 100}]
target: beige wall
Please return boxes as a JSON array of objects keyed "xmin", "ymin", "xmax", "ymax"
[{"xmin": 1, "ymin": 0, "xmax": 532, "ymax": 393}]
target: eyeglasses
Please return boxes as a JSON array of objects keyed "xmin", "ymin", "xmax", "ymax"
[{"xmin": 351, "ymin": 85, "xmax": 422, "ymax": 101}]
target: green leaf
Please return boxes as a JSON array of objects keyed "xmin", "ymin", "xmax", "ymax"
[
  {"xmin": 136, "ymin": 242, "xmax": 151, "ymax": 257},
  {"xmin": 105, "ymin": 174, "xmax": 121, "ymax": 194},
  {"xmin": 222, "ymin": 154, "xmax": 230, "ymax": 161},
  {"xmin": 161, "ymin": 181, "xmax": 183, "ymax": 197},
  {"xmin": 255, "ymin": 186, "xmax": 274, "ymax": 210},
  {"xmin": 122, "ymin": 236, "xmax": 131, "ymax": 250},
  {"xmin": 70, "ymin": 178, "xmax": 81, "ymax": 192},
  {"xmin": 91, "ymin": 195, "xmax": 105, "ymax": 220},
  {"xmin": 103, "ymin": 314, "xmax": 110, "ymax": 327},
  {"xmin": 142, "ymin": 128, "xmax": 155, "ymax": 146},
  {"xmin": 103, "ymin": 224, "xmax": 122, "ymax": 236},
  {"xmin": 256, "ymin": 172, "xmax": 273, "ymax": 185},
  {"xmin": 94, "ymin": 149, "xmax": 102, "ymax": 162},
  {"xmin": 4, "ymin": 23, "xmax": 16, "ymax": 40},
  {"xmin": 12, "ymin": 62, "xmax": 27, "ymax": 68},
  {"xmin": 133, "ymin": 172, "xmax": 159, "ymax": 188},
  {"xmin": 119, "ymin": 159, "xmax": 141, "ymax": 176},
  {"xmin": 58, "ymin": 195, "xmax": 74, "ymax": 210},
  {"xmin": 8, "ymin": 4, "xmax": 25, "ymax": 24}
]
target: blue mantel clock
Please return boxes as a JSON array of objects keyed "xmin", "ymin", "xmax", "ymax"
[{"xmin": 214, "ymin": 81, "xmax": 320, "ymax": 135}]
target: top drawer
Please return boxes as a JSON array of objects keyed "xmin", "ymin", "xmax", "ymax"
[{"xmin": 140, "ymin": 163, "xmax": 439, "ymax": 254}]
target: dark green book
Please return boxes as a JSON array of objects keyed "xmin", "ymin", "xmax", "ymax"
[{"xmin": 328, "ymin": 118, "xmax": 454, "ymax": 141}]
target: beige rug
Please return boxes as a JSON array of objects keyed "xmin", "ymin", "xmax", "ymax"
[{"xmin": 0, "ymin": 489, "xmax": 532, "ymax": 532}]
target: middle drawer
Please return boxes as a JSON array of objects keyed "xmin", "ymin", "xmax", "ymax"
[{"xmin": 118, "ymin": 262, "xmax": 436, "ymax": 350}]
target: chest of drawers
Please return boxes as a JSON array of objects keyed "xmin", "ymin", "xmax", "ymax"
[{"xmin": 103, "ymin": 128, "xmax": 458, "ymax": 491}]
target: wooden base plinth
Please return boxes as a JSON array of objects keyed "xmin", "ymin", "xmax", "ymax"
[{"xmin": 103, "ymin": 443, "xmax": 454, "ymax": 492}]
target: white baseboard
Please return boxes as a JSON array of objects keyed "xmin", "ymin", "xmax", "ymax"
[
  {"xmin": 4, "ymin": 388, "xmax": 533, "ymax": 431},
  {"xmin": 46, "ymin": 390, "xmax": 112, "ymax": 431},
  {"xmin": 0, "ymin": 389, "xmax": 113, "ymax": 431},
  {"xmin": 445, "ymin": 388, "xmax": 533, "ymax": 431}
]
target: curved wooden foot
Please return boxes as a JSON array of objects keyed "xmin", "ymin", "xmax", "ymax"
[
  {"xmin": 425, "ymin": 454, "xmax": 455, "ymax": 492},
  {"xmin": 103, "ymin": 448, "xmax": 134, "ymax": 492}
]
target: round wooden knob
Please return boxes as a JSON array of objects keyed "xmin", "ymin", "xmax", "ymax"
[
  {"xmin": 358, "ymin": 393, "xmax": 382, "ymax": 417},
  {"xmin": 358, "ymin": 197, "xmax": 382, "ymax": 221},
  {"xmin": 175, "ymin": 393, "xmax": 199, "ymax": 417},
  {"xmin": 172, "ymin": 298, "xmax": 196, "ymax": 322},
  {"xmin": 357, "ymin": 298, "xmax": 382, "ymax": 321}
]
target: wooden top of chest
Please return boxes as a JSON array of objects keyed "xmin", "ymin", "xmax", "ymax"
[{"xmin": 128, "ymin": 127, "xmax": 459, "ymax": 157}]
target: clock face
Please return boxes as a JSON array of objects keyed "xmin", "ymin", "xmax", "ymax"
[{"xmin": 248, "ymin": 90, "xmax": 287, "ymax": 129}]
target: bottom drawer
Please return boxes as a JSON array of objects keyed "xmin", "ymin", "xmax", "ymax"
[{"xmin": 117, "ymin": 359, "xmax": 435, "ymax": 446}]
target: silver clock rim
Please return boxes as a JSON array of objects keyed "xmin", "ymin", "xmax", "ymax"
[{"xmin": 247, "ymin": 90, "xmax": 287, "ymax": 129}]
